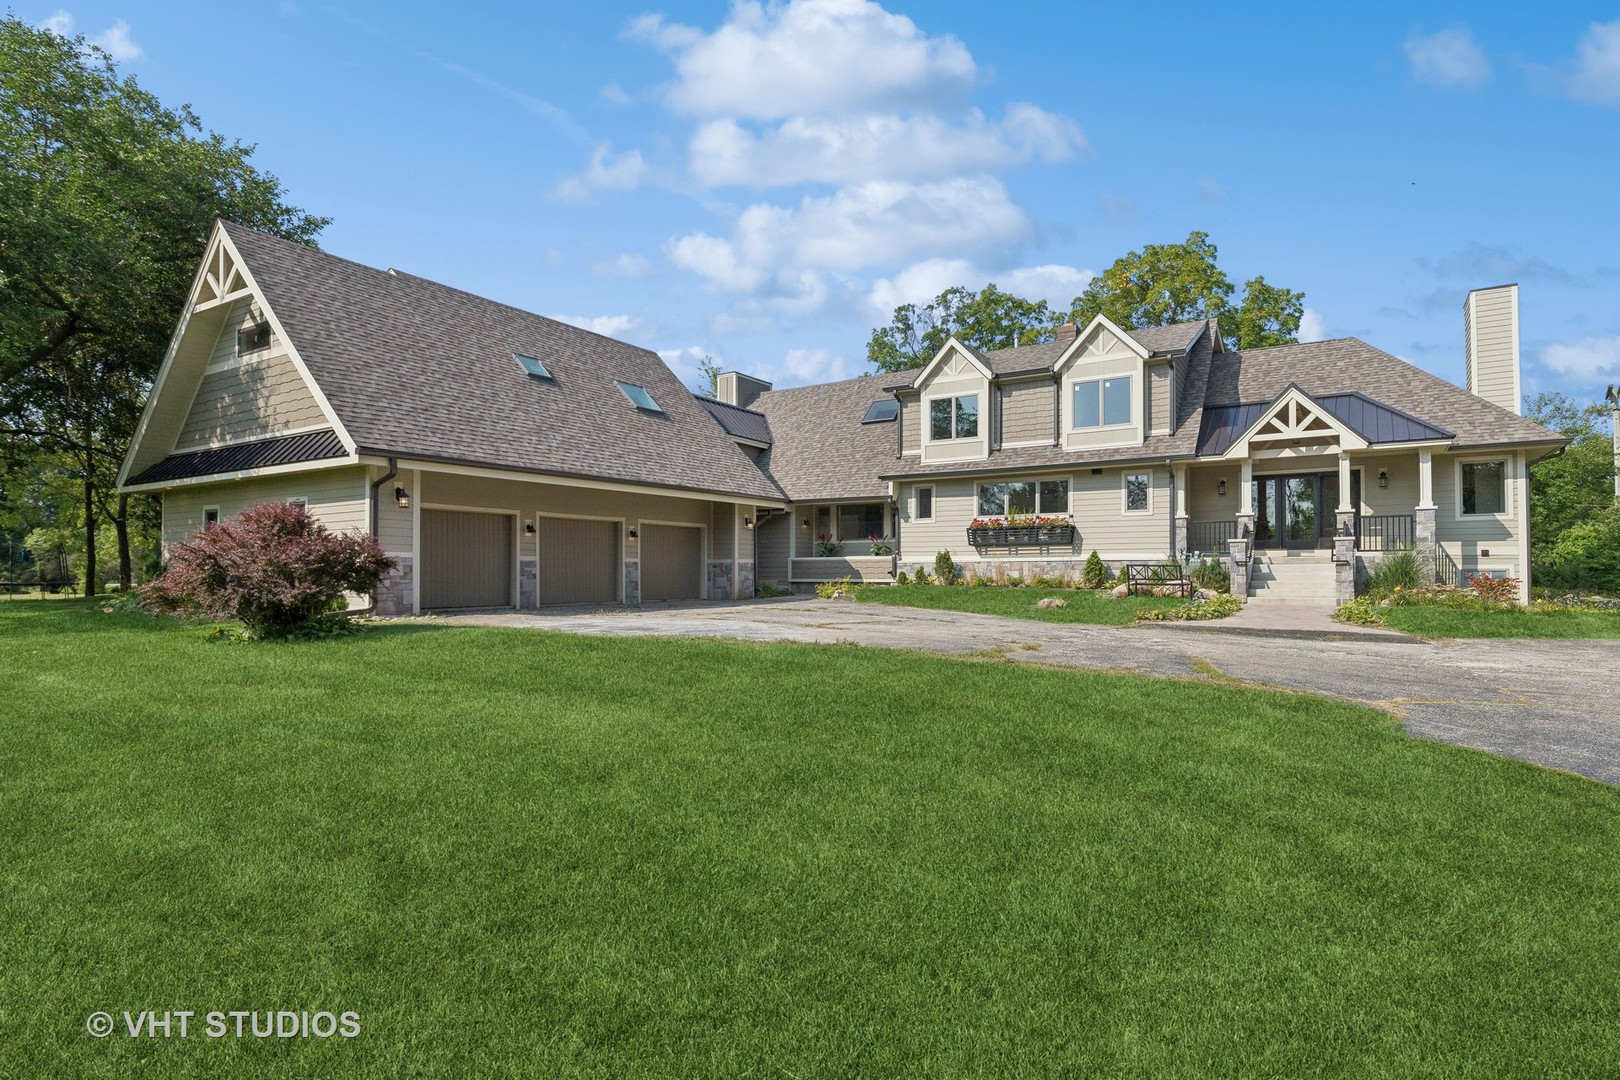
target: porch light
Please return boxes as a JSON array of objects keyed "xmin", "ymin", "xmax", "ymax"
[
  {"xmin": 744, "ymin": 516, "xmax": 753, "ymax": 529},
  {"xmin": 394, "ymin": 485, "xmax": 410, "ymax": 509},
  {"xmin": 627, "ymin": 527, "xmax": 638, "ymax": 540},
  {"xmin": 1378, "ymin": 469, "xmax": 1389, "ymax": 489},
  {"xmin": 801, "ymin": 517, "xmax": 810, "ymax": 528},
  {"xmin": 1217, "ymin": 479, "xmax": 1226, "ymax": 496},
  {"xmin": 524, "ymin": 522, "xmax": 536, "ymax": 535}
]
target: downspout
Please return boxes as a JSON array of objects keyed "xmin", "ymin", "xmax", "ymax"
[
  {"xmin": 1165, "ymin": 456, "xmax": 1178, "ymax": 561},
  {"xmin": 350, "ymin": 457, "xmax": 398, "ymax": 617}
]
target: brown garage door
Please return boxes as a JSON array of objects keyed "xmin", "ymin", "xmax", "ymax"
[
  {"xmin": 640, "ymin": 523, "xmax": 703, "ymax": 602},
  {"xmin": 421, "ymin": 509, "xmax": 513, "ymax": 609},
  {"xmin": 538, "ymin": 516, "xmax": 619, "ymax": 604}
]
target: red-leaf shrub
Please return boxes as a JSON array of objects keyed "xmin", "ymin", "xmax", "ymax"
[
  {"xmin": 1467, "ymin": 572, "xmax": 1520, "ymax": 605},
  {"xmin": 139, "ymin": 502, "xmax": 395, "ymax": 635}
]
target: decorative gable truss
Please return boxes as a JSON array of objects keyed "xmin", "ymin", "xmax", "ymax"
[
  {"xmin": 1221, "ymin": 385, "xmax": 1367, "ymax": 461},
  {"xmin": 118, "ymin": 222, "xmax": 356, "ymax": 490}
]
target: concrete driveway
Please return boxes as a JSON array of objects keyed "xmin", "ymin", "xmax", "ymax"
[{"xmin": 441, "ymin": 598, "xmax": 1620, "ymax": 786}]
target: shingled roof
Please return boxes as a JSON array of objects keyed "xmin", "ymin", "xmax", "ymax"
[
  {"xmin": 752, "ymin": 369, "xmax": 918, "ymax": 501},
  {"xmin": 222, "ymin": 223, "xmax": 782, "ymax": 501}
]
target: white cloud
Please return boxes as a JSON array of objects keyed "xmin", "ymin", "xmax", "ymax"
[
  {"xmin": 38, "ymin": 11, "xmax": 143, "ymax": 61},
  {"xmin": 668, "ymin": 177, "xmax": 1029, "ymax": 295},
  {"xmin": 688, "ymin": 103, "xmax": 1083, "ymax": 188},
  {"xmin": 1559, "ymin": 19, "xmax": 1620, "ymax": 108},
  {"xmin": 997, "ymin": 264, "xmax": 1094, "ymax": 312},
  {"xmin": 550, "ymin": 314, "xmax": 637, "ymax": 338},
  {"xmin": 91, "ymin": 19, "xmax": 142, "ymax": 61},
  {"xmin": 627, "ymin": 0, "xmax": 976, "ymax": 120},
  {"xmin": 1541, "ymin": 334, "xmax": 1620, "ymax": 380},
  {"xmin": 778, "ymin": 347, "xmax": 854, "ymax": 384},
  {"xmin": 555, "ymin": 143, "xmax": 648, "ymax": 203},
  {"xmin": 1298, "ymin": 307, "xmax": 1328, "ymax": 343},
  {"xmin": 1404, "ymin": 27, "xmax": 1489, "ymax": 89},
  {"xmin": 867, "ymin": 259, "xmax": 1093, "ymax": 318},
  {"xmin": 656, "ymin": 345, "xmax": 720, "ymax": 387},
  {"xmin": 591, "ymin": 253, "xmax": 655, "ymax": 277}
]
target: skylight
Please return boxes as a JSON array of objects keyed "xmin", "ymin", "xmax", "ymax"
[
  {"xmin": 515, "ymin": 354, "xmax": 552, "ymax": 379},
  {"xmin": 861, "ymin": 399, "xmax": 899, "ymax": 423},
  {"xmin": 616, "ymin": 380, "xmax": 663, "ymax": 413}
]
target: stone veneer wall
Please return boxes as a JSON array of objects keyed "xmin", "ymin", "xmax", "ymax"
[
  {"xmin": 897, "ymin": 558, "xmax": 1132, "ymax": 583},
  {"xmin": 707, "ymin": 560, "xmax": 733, "ymax": 600},
  {"xmin": 374, "ymin": 556, "xmax": 414, "ymax": 616},
  {"xmin": 623, "ymin": 560, "xmax": 640, "ymax": 605},
  {"xmin": 518, "ymin": 558, "xmax": 537, "ymax": 610},
  {"xmin": 736, "ymin": 560, "xmax": 755, "ymax": 599}
]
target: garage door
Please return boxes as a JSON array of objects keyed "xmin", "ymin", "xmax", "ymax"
[
  {"xmin": 421, "ymin": 509, "xmax": 513, "ymax": 609},
  {"xmin": 538, "ymin": 517, "xmax": 619, "ymax": 604},
  {"xmin": 640, "ymin": 523, "xmax": 703, "ymax": 602}
]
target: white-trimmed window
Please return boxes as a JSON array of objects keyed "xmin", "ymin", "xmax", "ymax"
[
  {"xmin": 203, "ymin": 507, "xmax": 220, "ymax": 529},
  {"xmin": 915, "ymin": 485, "xmax": 935, "ymax": 522},
  {"xmin": 1460, "ymin": 459, "xmax": 1506, "ymax": 515},
  {"xmin": 928, "ymin": 394, "xmax": 979, "ymax": 440},
  {"xmin": 287, "ymin": 497, "xmax": 307, "ymax": 510},
  {"xmin": 1073, "ymin": 376, "xmax": 1132, "ymax": 429},
  {"xmin": 977, "ymin": 478, "xmax": 1070, "ymax": 517},
  {"xmin": 1123, "ymin": 473, "xmax": 1150, "ymax": 513}
]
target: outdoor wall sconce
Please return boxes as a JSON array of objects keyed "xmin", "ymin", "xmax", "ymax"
[
  {"xmin": 627, "ymin": 527, "xmax": 638, "ymax": 540},
  {"xmin": 524, "ymin": 522, "xmax": 536, "ymax": 535},
  {"xmin": 801, "ymin": 517, "xmax": 810, "ymax": 528},
  {"xmin": 1378, "ymin": 469, "xmax": 1389, "ymax": 488},
  {"xmin": 744, "ymin": 516, "xmax": 753, "ymax": 529},
  {"xmin": 394, "ymin": 485, "xmax": 410, "ymax": 509},
  {"xmin": 1217, "ymin": 479, "xmax": 1227, "ymax": 496}
]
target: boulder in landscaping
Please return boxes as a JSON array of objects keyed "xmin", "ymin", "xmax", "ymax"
[{"xmin": 1035, "ymin": 597, "xmax": 1067, "ymax": 609}]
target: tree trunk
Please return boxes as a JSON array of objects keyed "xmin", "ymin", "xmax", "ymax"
[
  {"xmin": 82, "ymin": 465, "xmax": 97, "ymax": 597},
  {"xmin": 116, "ymin": 491, "xmax": 132, "ymax": 590}
]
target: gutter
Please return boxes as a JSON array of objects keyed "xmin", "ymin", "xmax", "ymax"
[{"xmin": 349, "ymin": 457, "xmax": 398, "ymax": 618}]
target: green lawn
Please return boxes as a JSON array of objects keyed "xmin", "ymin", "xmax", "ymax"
[
  {"xmin": 857, "ymin": 582, "xmax": 1186, "ymax": 624},
  {"xmin": 4, "ymin": 604, "xmax": 1619, "ymax": 1077},
  {"xmin": 1382, "ymin": 604, "xmax": 1620, "ymax": 639}
]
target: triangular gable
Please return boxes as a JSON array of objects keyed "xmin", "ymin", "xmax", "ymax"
[
  {"xmin": 1050, "ymin": 313, "xmax": 1151, "ymax": 372},
  {"xmin": 909, "ymin": 335, "xmax": 994, "ymax": 389},
  {"xmin": 119, "ymin": 223, "xmax": 356, "ymax": 487},
  {"xmin": 1220, "ymin": 383, "xmax": 1368, "ymax": 459}
]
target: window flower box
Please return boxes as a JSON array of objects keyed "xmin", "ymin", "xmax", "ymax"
[{"xmin": 966, "ymin": 517, "xmax": 1075, "ymax": 547}]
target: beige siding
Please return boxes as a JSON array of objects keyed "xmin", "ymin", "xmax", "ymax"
[
  {"xmin": 1464, "ymin": 286, "xmax": 1519, "ymax": 415},
  {"xmin": 1146, "ymin": 362, "xmax": 1171, "ymax": 436},
  {"xmin": 161, "ymin": 466, "xmax": 368, "ymax": 550},
  {"xmin": 1187, "ymin": 464, "xmax": 1237, "ymax": 523},
  {"xmin": 1355, "ymin": 453, "xmax": 1421, "ymax": 516},
  {"xmin": 375, "ymin": 468, "xmax": 414, "ymax": 554},
  {"xmin": 710, "ymin": 502, "xmax": 735, "ymax": 561},
  {"xmin": 175, "ymin": 298, "xmax": 325, "ymax": 449},
  {"xmin": 900, "ymin": 396, "xmax": 920, "ymax": 454},
  {"xmin": 756, "ymin": 512, "xmax": 791, "ymax": 585},
  {"xmin": 1169, "ymin": 357, "xmax": 1184, "ymax": 432},
  {"xmin": 1433, "ymin": 450, "xmax": 1524, "ymax": 578},
  {"xmin": 997, "ymin": 380, "xmax": 1053, "ymax": 447},
  {"xmin": 897, "ymin": 467, "xmax": 1170, "ymax": 562}
]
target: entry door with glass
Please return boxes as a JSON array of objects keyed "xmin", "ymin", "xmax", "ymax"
[{"xmin": 1252, "ymin": 475, "xmax": 1321, "ymax": 549}]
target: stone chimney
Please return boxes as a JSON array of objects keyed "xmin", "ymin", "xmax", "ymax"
[
  {"xmin": 1464, "ymin": 284, "xmax": 1520, "ymax": 415},
  {"xmin": 1054, "ymin": 321, "xmax": 1079, "ymax": 345},
  {"xmin": 715, "ymin": 371, "xmax": 772, "ymax": 409}
]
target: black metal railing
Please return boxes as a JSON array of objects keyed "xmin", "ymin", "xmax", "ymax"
[
  {"xmin": 1357, "ymin": 514, "xmax": 1415, "ymax": 551},
  {"xmin": 1187, "ymin": 519, "xmax": 1238, "ymax": 553},
  {"xmin": 1435, "ymin": 546, "xmax": 1462, "ymax": 588}
]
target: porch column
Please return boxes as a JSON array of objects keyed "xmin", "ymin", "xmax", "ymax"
[
  {"xmin": 1172, "ymin": 464, "xmax": 1189, "ymax": 558},
  {"xmin": 1415, "ymin": 450, "xmax": 1438, "ymax": 585},
  {"xmin": 1335, "ymin": 452, "xmax": 1356, "ymax": 539},
  {"xmin": 1236, "ymin": 460, "xmax": 1254, "ymax": 541}
]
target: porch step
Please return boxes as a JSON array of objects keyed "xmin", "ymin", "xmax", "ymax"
[{"xmin": 1248, "ymin": 552, "xmax": 1337, "ymax": 601}]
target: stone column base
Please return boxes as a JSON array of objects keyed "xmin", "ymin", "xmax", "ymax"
[
  {"xmin": 374, "ymin": 556, "xmax": 414, "ymax": 616},
  {"xmin": 1227, "ymin": 538, "xmax": 1252, "ymax": 603},
  {"xmin": 623, "ymin": 560, "xmax": 640, "ymax": 605},
  {"xmin": 518, "ymin": 557, "xmax": 537, "ymax": 609},
  {"xmin": 1414, "ymin": 507, "xmax": 1437, "ymax": 585}
]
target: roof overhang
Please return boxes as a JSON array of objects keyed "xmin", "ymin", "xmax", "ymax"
[{"xmin": 359, "ymin": 453, "xmax": 787, "ymax": 509}]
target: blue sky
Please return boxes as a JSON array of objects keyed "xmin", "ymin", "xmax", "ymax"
[{"xmin": 31, "ymin": 2, "xmax": 1620, "ymax": 403}]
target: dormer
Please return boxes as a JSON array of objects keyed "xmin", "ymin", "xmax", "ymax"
[
  {"xmin": 911, "ymin": 337, "xmax": 992, "ymax": 464},
  {"xmin": 1052, "ymin": 315, "xmax": 1150, "ymax": 453}
]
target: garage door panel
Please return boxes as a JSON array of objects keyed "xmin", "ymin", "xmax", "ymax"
[
  {"xmin": 422, "ymin": 510, "xmax": 512, "ymax": 609},
  {"xmin": 641, "ymin": 523, "xmax": 703, "ymax": 602},
  {"xmin": 538, "ymin": 517, "xmax": 619, "ymax": 604}
]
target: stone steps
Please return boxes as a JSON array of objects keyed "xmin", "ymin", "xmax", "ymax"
[{"xmin": 1248, "ymin": 550, "xmax": 1337, "ymax": 601}]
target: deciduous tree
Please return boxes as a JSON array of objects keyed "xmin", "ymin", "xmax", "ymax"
[{"xmin": 868, "ymin": 284, "xmax": 1055, "ymax": 373}]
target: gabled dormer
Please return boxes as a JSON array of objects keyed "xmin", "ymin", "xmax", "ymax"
[
  {"xmin": 910, "ymin": 337, "xmax": 992, "ymax": 464},
  {"xmin": 1051, "ymin": 315, "xmax": 1152, "ymax": 453}
]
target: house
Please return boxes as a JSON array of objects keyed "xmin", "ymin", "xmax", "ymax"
[{"xmin": 121, "ymin": 223, "xmax": 1565, "ymax": 611}]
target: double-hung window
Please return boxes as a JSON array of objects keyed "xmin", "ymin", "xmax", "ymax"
[
  {"xmin": 929, "ymin": 394, "xmax": 978, "ymax": 440},
  {"xmin": 977, "ymin": 477, "xmax": 1070, "ymax": 517},
  {"xmin": 1073, "ymin": 376, "xmax": 1132, "ymax": 429},
  {"xmin": 1461, "ymin": 460, "xmax": 1506, "ymax": 515}
]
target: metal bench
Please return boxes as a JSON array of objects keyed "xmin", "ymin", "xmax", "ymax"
[{"xmin": 1123, "ymin": 563, "xmax": 1192, "ymax": 598}]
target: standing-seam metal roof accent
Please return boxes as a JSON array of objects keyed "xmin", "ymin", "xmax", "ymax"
[
  {"xmin": 696, "ymin": 396, "xmax": 774, "ymax": 445},
  {"xmin": 128, "ymin": 429, "xmax": 348, "ymax": 485},
  {"xmin": 1196, "ymin": 390, "xmax": 1456, "ymax": 456}
]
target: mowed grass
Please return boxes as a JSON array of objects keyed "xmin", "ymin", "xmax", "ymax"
[
  {"xmin": 1383, "ymin": 603, "xmax": 1620, "ymax": 639},
  {"xmin": 3, "ymin": 605, "xmax": 1619, "ymax": 1078},
  {"xmin": 857, "ymin": 582, "xmax": 1185, "ymax": 624}
]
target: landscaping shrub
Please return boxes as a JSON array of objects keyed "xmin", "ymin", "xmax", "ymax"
[
  {"xmin": 868, "ymin": 536, "xmax": 894, "ymax": 556},
  {"xmin": 914, "ymin": 567, "xmax": 933, "ymax": 585},
  {"xmin": 1081, "ymin": 549, "xmax": 1110, "ymax": 589},
  {"xmin": 934, "ymin": 550, "xmax": 957, "ymax": 584},
  {"xmin": 1468, "ymin": 574, "xmax": 1520, "ymax": 605},
  {"xmin": 814, "ymin": 534, "xmax": 843, "ymax": 557},
  {"xmin": 138, "ymin": 502, "xmax": 393, "ymax": 638},
  {"xmin": 895, "ymin": 571, "xmax": 909, "ymax": 585},
  {"xmin": 1334, "ymin": 596, "xmax": 1387, "ymax": 627},
  {"xmin": 1189, "ymin": 556, "xmax": 1231, "ymax": 594},
  {"xmin": 1536, "ymin": 505, "xmax": 1620, "ymax": 595},
  {"xmin": 814, "ymin": 576, "xmax": 857, "ymax": 599},
  {"xmin": 1362, "ymin": 549, "xmax": 1422, "ymax": 598},
  {"xmin": 756, "ymin": 581, "xmax": 794, "ymax": 597},
  {"xmin": 1135, "ymin": 593, "xmax": 1241, "ymax": 621}
]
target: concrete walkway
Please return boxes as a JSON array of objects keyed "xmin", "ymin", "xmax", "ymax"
[{"xmin": 439, "ymin": 598, "xmax": 1620, "ymax": 785}]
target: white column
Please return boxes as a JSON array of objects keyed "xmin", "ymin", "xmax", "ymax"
[
  {"xmin": 1173, "ymin": 465, "xmax": 1188, "ymax": 518},
  {"xmin": 1337, "ymin": 453, "xmax": 1353, "ymax": 512},
  {"xmin": 1516, "ymin": 451, "xmax": 1531, "ymax": 603},
  {"xmin": 1417, "ymin": 450, "xmax": 1436, "ymax": 510},
  {"xmin": 1239, "ymin": 461, "xmax": 1254, "ymax": 514}
]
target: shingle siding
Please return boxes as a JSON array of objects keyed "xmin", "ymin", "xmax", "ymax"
[
  {"xmin": 176, "ymin": 298, "xmax": 325, "ymax": 448},
  {"xmin": 996, "ymin": 380, "xmax": 1053, "ymax": 446}
]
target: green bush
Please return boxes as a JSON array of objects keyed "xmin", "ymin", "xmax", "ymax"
[
  {"xmin": 895, "ymin": 571, "xmax": 909, "ymax": 585},
  {"xmin": 1537, "ymin": 505, "xmax": 1620, "ymax": 594},
  {"xmin": 1362, "ymin": 549, "xmax": 1422, "ymax": 599},
  {"xmin": 756, "ymin": 581, "xmax": 794, "ymax": 597},
  {"xmin": 1136, "ymin": 594, "xmax": 1241, "ymax": 621},
  {"xmin": 1189, "ymin": 556, "xmax": 1231, "ymax": 594},
  {"xmin": 934, "ymin": 550, "xmax": 957, "ymax": 584},
  {"xmin": 814, "ymin": 576, "xmax": 857, "ymax": 599},
  {"xmin": 1081, "ymin": 550, "xmax": 1110, "ymax": 589},
  {"xmin": 914, "ymin": 567, "xmax": 933, "ymax": 586},
  {"xmin": 1334, "ymin": 596, "xmax": 1387, "ymax": 626}
]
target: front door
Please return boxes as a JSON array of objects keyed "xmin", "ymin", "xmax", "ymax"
[{"xmin": 1252, "ymin": 474, "xmax": 1331, "ymax": 549}]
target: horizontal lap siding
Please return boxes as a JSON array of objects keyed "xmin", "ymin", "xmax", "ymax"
[
  {"xmin": 756, "ymin": 512, "xmax": 790, "ymax": 585},
  {"xmin": 161, "ymin": 466, "xmax": 368, "ymax": 549},
  {"xmin": 176, "ymin": 299, "xmax": 325, "ymax": 448},
  {"xmin": 1433, "ymin": 451, "xmax": 1523, "ymax": 576}
]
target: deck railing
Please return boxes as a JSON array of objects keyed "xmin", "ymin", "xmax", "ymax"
[
  {"xmin": 1434, "ymin": 545, "xmax": 1462, "ymax": 588},
  {"xmin": 1357, "ymin": 514, "xmax": 1415, "ymax": 551},
  {"xmin": 1187, "ymin": 519, "xmax": 1238, "ymax": 553}
]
